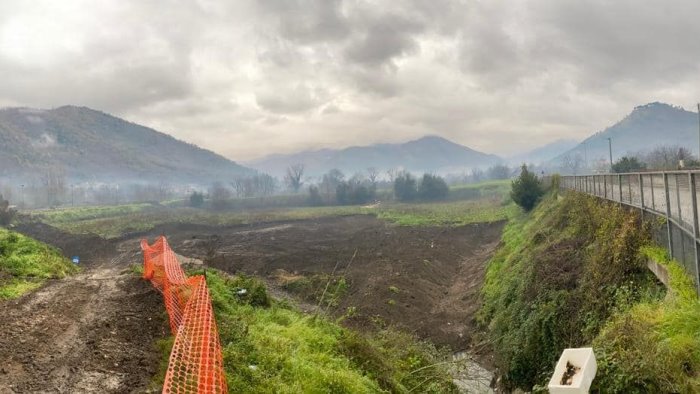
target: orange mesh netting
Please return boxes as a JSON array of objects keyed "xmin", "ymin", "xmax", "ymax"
[{"xmin": 142, "ymin": 236, "xmax": 227, "ymax": 394}]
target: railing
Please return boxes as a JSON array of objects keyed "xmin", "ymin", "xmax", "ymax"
[{"xmin": 560, "ymin": 171, "xmax": 700, "ymax": 294}]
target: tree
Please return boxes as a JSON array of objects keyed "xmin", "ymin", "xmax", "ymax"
[
  {"xmin": 419, "ymin": 174, "xmax": 449, "ymax": 201},
  {"xmin": 487, "ymin": 164, "xmax": 511, "ymax": 180},
  {"xmin": 470, "ymin": 168, "xmax": 485, "ymax": 183},
  {"xmin": 612, "ymin": 156, "xmax": 646, "ymax": 173},
  {"xmin": 307, "ymin": 185, "xmax": 323, "ymax": 206},
  {"xmin": 510, "ymin": 164, "xmax": 543, "ymax": 211},
  {"xmin": 209, "ymin": 182, "xmax": 231, "ymax": 210},
  {"xmin": 336, "ymin": 174, "xmax": 375, "ymax": 205},
  {"xmin": 284, "ymin": 163, "xmax": 305, "ymax": 193},
  {"xmin": 394, "ymin": 171, "xmax": 417, "ymax": 202},
  {"xmin": 643, "ymin": 145, "xmax": 698, "ymax": 170},
  {"xmin": 189, "ymin": 191, "xmax": 205, "ymax": 208},
  {"xmin": 319, "ymin": 169, "xmax": 345, "ymax": 203},
  {"xmin": 561, "ymin": 153, "xmax": 584, "ymax": 175},
  {"xmin": 366, "ymin": 167, "xmax": 380, "ymax": 185},
  {"xmin": 0, "ymin": 194, "xmax": 16, "ymax": 226}
]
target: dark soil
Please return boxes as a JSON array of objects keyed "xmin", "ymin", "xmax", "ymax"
[
  {"xmin": 151, "ymin": 215, "xmax": 505, "ymax": 351},
  {"xmin": 0, "ymin": 223, "xmax": 169, "ymax": 393}
]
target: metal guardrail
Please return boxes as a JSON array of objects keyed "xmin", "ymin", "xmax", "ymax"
[{"xmin": 560, "ymin": 172, "xmax": 700, "ymax": 294}]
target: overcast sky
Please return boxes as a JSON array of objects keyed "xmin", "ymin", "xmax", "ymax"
[{"xmin": 1, "ymin": 0, "xmax": 699, "ymax": 161}]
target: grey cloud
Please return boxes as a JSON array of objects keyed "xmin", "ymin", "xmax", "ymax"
[{"xmin": 1, "ymin": 0, "xmax": 700, "ymax": 162}]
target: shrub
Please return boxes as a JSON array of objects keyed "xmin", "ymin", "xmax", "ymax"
[
  {"xmin": 510, "ymin": 164, "xmax": 543, "ymax": 211},
  {"xmin": 418, "ymin": 174, "xmax": 449, "ymax": 201},
  {"xmin": 307, "ymin": 185, "xmax": 324, "ymax": 206},
  {"xmin": 0, "ymin": 194, "xmax": 16, "ymax": 226},
  {"xmin": 612, "ymin": 156, "xmax": 646, "ymax": 173},
  {"xmin": 394, "ymin": 171, "xmax": 417, "ymax": 202},
  {"xmin": 188, "ymin": 191, "xmax": 205, "ymax": 208}
]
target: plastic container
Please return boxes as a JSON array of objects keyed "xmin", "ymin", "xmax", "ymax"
[{"xmin": 547, "ymin": 347, "xmax": 597, "ymax": 393}]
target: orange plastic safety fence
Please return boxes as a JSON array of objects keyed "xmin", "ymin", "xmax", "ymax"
[{"xmin": 142, "ymin": 236, "xmax": 227, "ymax": 394}]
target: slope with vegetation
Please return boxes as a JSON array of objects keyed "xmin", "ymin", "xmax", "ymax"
[
  {"xmin": 0, "ymin": 106, "xmax": 252, "ymax": 184},
  {"xmin": 480, "ymin": 181, "xmax": 700, "ymax": 392},
  {"xmin": 0, "ymin": 227, "xmax": 77, "ymax": 299},
  {"xmin": 151, "ymin": 269, "xmax": 456, "ymax": 393}
]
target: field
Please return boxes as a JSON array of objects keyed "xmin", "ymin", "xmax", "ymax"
[
  {"xmin": 2, "ymin": 182, "xmax": 512, "ymax": 391},
  {"xmin": 30, "ymin": 190, "xmax": 513, "ymax": 240}
]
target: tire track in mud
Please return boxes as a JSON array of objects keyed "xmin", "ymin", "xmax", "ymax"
[{"xmin": 0, "ymin": 246, "xmax": 168, "ymax": 393}]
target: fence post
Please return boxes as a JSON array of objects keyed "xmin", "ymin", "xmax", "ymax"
[
  {"xmin": 618, "ymin": 174, "xmax": 623, "ymax": 205},
  {"xmin": 604, "ymin": 175, "xmax": 608, "ymax": 199},
  {"xmin": 651, "ymin": 175, "xmax": 656, "ymax": 211},
  {"xmin": 639, "ymin": 173, "xmax": 644, "ymax": 219},
  {"xmin": 664, "ymin": 173, "xmax": 674, "ymax": 259},
  {"xmin": 689, "ymin": 172, "xmax": 700, "ymax": 294}
]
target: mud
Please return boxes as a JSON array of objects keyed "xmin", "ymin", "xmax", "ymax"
[
  {"xmin": 0, "ymin": 226, "xmax": 169, "ymax": 393},
  {"xmin": 153, "ymin": 215, "xmax": 505, "ymax": 351}
]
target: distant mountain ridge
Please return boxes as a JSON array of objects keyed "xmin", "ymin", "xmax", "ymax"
[
  {"xmin": 509, "ymin": 138, "xmax": 579, "ymax": 165},
  {"xmin": 0, "ymin": 106, "xmax": 253, "ymax": 184},
  {"xmin": 247, "ymin": 135, "xmax": 502, "ymax": 177},
  {"xmin": 554, "ymin": 102, "xmax": 700, "ymax": 165}
]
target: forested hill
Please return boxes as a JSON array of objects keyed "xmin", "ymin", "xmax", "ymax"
[
  {"xmin": 553, "ymin": 102, "xmax": 700, "ymax": 165},
  {"xmin": 0, "ymin": 106, "xmax": 252, "ymax": 184}
]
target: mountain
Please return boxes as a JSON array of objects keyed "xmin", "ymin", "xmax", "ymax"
[
  {"xmin": 0, "ymin": 106, "xmax": 252, "ymax": 184},
  {"xmin": 247, "ymin": 135, "xmax": 502, "ymax": 178},
  {"xmin": 553, "ymin": 102, "xmax": 700, "ymax": 166},
  {"xmin": 509, "ymin": 138, "xmax": 579, "ymax": 165}
]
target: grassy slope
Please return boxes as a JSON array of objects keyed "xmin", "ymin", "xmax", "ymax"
[
  {"xmin": 152, "ymin": 270, "xmax": 456, "ymax": 393},
  {"xmin": 0, "ymin": 227, "xmax": 77, "ymax": 299},
  {"xmin": 480, "ymin": 189, "xmax": 700, "ymax": 392}
]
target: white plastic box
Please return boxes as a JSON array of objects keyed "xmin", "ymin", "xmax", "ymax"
[{"xmin": 547, "ymin": 347, "xmax": 597, "ymax": 393}]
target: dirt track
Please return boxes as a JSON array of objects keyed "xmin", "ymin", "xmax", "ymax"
[{"xmin": 0, "ymin": 225, "xmax": 168, "ymax": 393}]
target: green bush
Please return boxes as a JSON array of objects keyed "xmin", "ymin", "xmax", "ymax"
[
  {"xmin": 418, "ymin": 174, "xmax": 449, "ymax": 201},
  {"xmin": 189, "ymin": 191, "xmax": 205, "ymax": 208},
  {"xmin": 510, "ymin": 164, "xmax": 543, "ymax": 211},
  {"xmin": 394, "ymin": 171, "xmax": 418, "ymax": 202}
]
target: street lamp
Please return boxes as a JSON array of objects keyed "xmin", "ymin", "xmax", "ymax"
[{"xmin": 607, "ymin": 137, "xmax": 613, "ymax": 172}]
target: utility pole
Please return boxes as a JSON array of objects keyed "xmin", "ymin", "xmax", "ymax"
[
  {"xmin": 697, "ymin": 103, "xmax": 699, "ymax": 160},
  {"xmin": 20, "ymin": 184, "xmax": 24, "ymax": 208},
  {"xmin": 583, "ymin": 141, "xmax": 588, "ymax": 170},
  {"xmin": 607, "ymin": 137, "xmax": 613, "ymax": 172}
]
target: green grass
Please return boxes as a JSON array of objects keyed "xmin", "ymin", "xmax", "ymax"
[
  {"xmin": 40, "ymin": 196, "xmax": 514, "ymax": 238},
  {"xmin": 448, "ymin": 179, "xmax": 511, "ymax": 201},
  {"xmin": 592, "ymin": 246, "xmax": 700, "ymax": 392},
  {"xmin": 0, "ymin": 227, "xmax": 78, "ymax": 299},
  {"xmin": 30, "ymin": 203, "xmax": 155, "ymax": 223},
  {"xmin": 376, "ymin": 200, "xmax": 517, "ymax": 226},
  {"xmin": 151, "ymin": 270, "xmax": 456, "ymax": 393}
]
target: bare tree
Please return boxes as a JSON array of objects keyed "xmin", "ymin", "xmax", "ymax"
[
  {"xmin": 284, "ymin": 164, "xmax": 305, "ymax": 193},
  {"xmin": 561, "ymin": 153, "xmax": 584, "ymax": 175},
  {"xmin": 209, "ymin": 182, "xmax": 231, "ymax": 210},
  {"xmin": 366, "ymin": 167, "xmax": 379, "ymax": 185},
  {"xmin": 643, "ymin": 145, "xmax": 697, "ymax": 170},
  {"xmin": 386, "ymin": 168, "xmax": 398, "ymax": 183}
]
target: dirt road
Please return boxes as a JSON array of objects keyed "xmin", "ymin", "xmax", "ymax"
[{"xmin": 0, "ymin": 225, "xmax": 168, "ymax": 393}]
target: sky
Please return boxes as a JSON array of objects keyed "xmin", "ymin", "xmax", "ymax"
[{"xmin": 1, "ymin": 0, "xmax": 699, "ymax": 161}]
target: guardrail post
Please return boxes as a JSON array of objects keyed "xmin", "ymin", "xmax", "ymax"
[
  {"xmin": 628, "ymin": 175, "xmax": 633, "ymax": 205},
  {"xmin": 650, "ymin": 175, "xmax": 656, "ymax": 211},
  {"xmin": 604, "ymin": 175, "xmax": 608, "ymax": 199},
  {"xmin": 664, "ymin": 173, "xmax": 674, "ymax": 259},
  {"xmin": 690, "ymin": 172, "xmax": 700, "ymax": 294},
  {"xmin": 639, "ymin": 173, "xmax": 644, "ymax": 219},
  {"xmin": 618, "ymin": 174, "xmax": 623, "ymax": 205}
]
